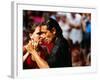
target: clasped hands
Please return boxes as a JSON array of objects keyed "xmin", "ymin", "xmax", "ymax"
[{"xmin": 25, "ymin": 40, "xmax": 40, "ymax": 56}]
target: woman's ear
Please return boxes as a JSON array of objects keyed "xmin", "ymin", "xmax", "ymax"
[
  {"xmin": 52, "ymin": 27, "xmax": 56, "ymax": 35},
  {"xmin": 29, "ymin": 33, "xmax": 32, "ymax": 38}
]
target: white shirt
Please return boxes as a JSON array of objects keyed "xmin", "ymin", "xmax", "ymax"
[
  {"xmin": 66, "ymin": 13, "xmax": 82, "ymax": 44},
  {"xmin": 59, "ymin": 20, "xmax": 70, "ymax": 40}
]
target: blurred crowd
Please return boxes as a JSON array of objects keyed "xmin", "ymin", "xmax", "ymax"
[{"xmin": 23, "ymin": 10, "xmax": 91, "ymax": 67}]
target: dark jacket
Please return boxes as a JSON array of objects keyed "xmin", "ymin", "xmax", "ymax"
[{"xmin": 46, "ymin": 36, "xmax": 72, "ymax": 68}]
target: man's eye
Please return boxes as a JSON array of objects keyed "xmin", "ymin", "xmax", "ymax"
[
  {"xmin": 42, "ymin": 32, "xmax": 46, "ymax": 34},
  {"xmin": 37, "ymin": 32, "xmax": 42, "ymax": 35}
]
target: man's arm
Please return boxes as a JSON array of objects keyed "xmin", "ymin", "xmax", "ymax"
[{"xmin": 69, "ymin": 22, "xmax": 81, "ymax": 29}]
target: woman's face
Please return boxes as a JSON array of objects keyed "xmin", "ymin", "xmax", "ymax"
[{"xmin": 30, "ymin": 26, "xmax": 41, "ymax": 43}]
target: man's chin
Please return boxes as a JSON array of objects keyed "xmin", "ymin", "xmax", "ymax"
[
  {"xmin": 39, "ymin": 41, "xmax": 42, "ymax": 45},
  {"xmin": 46, "ymin": 40, "xmax": 51, "ymax": 44}
]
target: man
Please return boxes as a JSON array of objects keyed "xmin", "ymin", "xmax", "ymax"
[
  {"xmin": 27, "ymin": 18, "xmax": 72, "ymax": 68},
  {"xmin": 66, "ymin": 13, "xmax": 82, "ymax": 44}
]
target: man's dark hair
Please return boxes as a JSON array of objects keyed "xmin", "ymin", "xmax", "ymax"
[
  {"xmin": 40, "ymin": 18, "xmax": 63, "ymax": 37},
  {"xmin": 46, "ymin": 18, "xmax": 63, "ymax": 37}
]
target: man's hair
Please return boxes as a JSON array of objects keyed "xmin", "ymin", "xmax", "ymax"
[{"xmin": 40, "ymin": 18, "xmax": 62, "ymax": 37}]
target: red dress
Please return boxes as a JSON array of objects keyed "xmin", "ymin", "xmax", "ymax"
[
  {"xmin": 23, "ymin": 46, "xmax": 47, "ymax": 69},
  {"xmin": 23, "ymin": 42, "xmax": 54, "ymax": 69}
]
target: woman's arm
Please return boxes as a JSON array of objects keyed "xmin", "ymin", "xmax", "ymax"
[
  {"xmin": 26, "ymin": 41, "xmax": 49, "ymax": 68},
  {"xmin": 23, "ymin": 52, "xmax": 29, "ymax": 62},
  {"xmin": 31, "ymin": 50, "xmax": 49, "ymax": 68}
]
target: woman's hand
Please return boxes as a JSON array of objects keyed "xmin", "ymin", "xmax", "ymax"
[
  {"xmin": 31, "ymin": 40, "xmax": 39, "ymax": 50},
  {"xmin": 26, "ymin": 40, "xmax": 34, "ymax": 54}
]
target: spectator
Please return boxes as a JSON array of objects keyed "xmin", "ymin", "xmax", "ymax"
[
  {"xmin": 58, "ymin": 14, "xmax": 70, "ymax": 40},
  {"xmin": 66, "ymin": 13, "xmax": 83, "ymax": 45}
]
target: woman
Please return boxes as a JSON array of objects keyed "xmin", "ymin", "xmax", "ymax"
[{"xmin": 23, "ymin": 25, "xmax": 48, "ymax": 69}]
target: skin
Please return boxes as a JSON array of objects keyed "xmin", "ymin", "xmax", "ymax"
[
  {"xmin": 23, "ymin": 26, "xmax": 41, "ymax": 62},
  {"xmin": 26, "ymin": 25, "xmax": 56, "ymax": 68},
  {"xmin": 40, "ymin": 25, "xmax": 56, "ymax": 44}
]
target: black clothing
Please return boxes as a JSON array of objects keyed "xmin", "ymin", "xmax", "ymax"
[{"xmin": 46, "ymin": 36, "xmax": 72, "ymax": 68}]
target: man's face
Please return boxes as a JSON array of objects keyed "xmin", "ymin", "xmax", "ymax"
[{"xmin": 40, "ymin": 25, "xmax": 56, "ymax": 43}]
